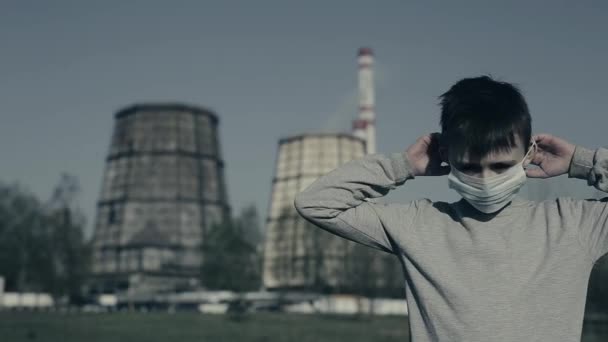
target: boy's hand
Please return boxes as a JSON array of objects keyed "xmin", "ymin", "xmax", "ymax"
[
  {"xmin": 406, "ymin": 133, "xmax": 451, "ymax": 177},
  {"xmin": 525, "ymin": 133, "xmax": 576, "ymax": 178}
]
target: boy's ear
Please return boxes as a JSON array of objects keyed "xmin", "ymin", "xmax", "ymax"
[
  {"xmin": 438, "ymin": 133, "xmax": 448, "ymax": 163},
  {"xmin": 439, "ymin": 146, "xmax": 448, "ymax": 163}
]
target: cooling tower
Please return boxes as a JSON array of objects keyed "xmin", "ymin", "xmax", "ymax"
[
  {"xmin": 90, "ymin": 103, "xmax": 230, "ymax": 293},
  {"xmin": 263, "ymin": 133, "xmax": 368, "ymax": 292}
]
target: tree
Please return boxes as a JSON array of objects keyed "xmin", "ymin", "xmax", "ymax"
[
  {"xmin": 45, "ymin": 173, "xmax": 91, "ymax": 304},
  {"xmin": 0, "ymin": 174, "xmax": 90, "ymax": 304},
  {"xmin": 237, "ymin": 204, "xmax": 264, "ymax": 248},
  {"xmin": 0, "ymin": 182, "xmax": 48, "ymax": 292},
  {"xmin": 200, "ymin": 206, "xmax": 262, "ymax": 292}
]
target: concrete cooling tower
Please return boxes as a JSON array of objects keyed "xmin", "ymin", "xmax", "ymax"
[
  {"xmin": 263, "ymin": 133, "xmax": 366, "ymax": 291},
  {"xmin": 90, "ymin": 103, "xmax": 230, "ymax": 293},
  {"xmin": 263, "ymin": 134, "xmax": 404, "ymax": 295}
]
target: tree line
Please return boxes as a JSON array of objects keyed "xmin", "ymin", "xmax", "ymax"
[{"xmin": 0, "ymin": 174, "xmax": 90, "ymax": 304}]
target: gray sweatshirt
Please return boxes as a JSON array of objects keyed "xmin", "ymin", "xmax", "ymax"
[{"xmin": 293, "ymin": 145, "xmax": 608, "ymax": 341}]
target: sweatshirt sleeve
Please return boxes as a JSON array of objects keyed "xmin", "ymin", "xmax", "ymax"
[
  {"xmin": 566, "ymin": 146, "xmax": 608, "ymax": 263},
  {"xmin": 293, "ymin": 151, "xmax": 420, "ymax": 255}
]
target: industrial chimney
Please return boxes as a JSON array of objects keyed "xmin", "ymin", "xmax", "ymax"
[{"xmin": 352, "ymin": 47, "xmax": 376, "ymax": 154}]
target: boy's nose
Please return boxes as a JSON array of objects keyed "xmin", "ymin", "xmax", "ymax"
[{"xmin": 480, "ymin": 168, "xmax": 497, "ymax": 179}]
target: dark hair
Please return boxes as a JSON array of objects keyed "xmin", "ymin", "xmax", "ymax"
[{"xmin": 438, "ymin": 75, "xmax": 532, "ymax": 159}]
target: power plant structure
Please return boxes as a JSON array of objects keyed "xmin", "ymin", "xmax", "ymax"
[
  {"xmin": 352, "ymin": 47, "xmax": 376, "ymax": 154},
  {"xmin": 262, "ymin": 133, "xmax": 366, "ymax": 291},
  {"xmin": 90, "ymin": 103, "xmax": 231, "ymax": 293},
  {"xmin": 262, "ymin": 48, "xmax": 404, "ymax": 296}
]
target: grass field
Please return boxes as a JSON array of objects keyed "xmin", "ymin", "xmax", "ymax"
[
  {"xmin": 0, "ymin": 311, "xmax": 410, "ymax": 342},
  {"xmin": 2, "ymin": 311, "xmax": 608, "ymax": 341}
]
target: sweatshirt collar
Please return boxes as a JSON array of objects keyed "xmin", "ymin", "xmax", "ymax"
[{"xmin": 456, "ymin": 194, "xmax": 530, "ymax": 218}]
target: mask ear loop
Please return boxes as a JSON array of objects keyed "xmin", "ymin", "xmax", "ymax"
[{"xmin": 523, "ymin": 139, "xmax": 538, "ymax": 170}]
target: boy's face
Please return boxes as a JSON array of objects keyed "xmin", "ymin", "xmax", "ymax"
[{"xmin": 440, "ymin": 135, "xmax": 534, "ymax": 178}]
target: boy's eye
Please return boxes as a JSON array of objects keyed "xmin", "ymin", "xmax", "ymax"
[
  {"xmin": 492, "ymin": 164, "xmax": 511, "ymax": 170},
  {"xmin": 461, "ymin": 165, "xmax": 480, "ymax": 172}
]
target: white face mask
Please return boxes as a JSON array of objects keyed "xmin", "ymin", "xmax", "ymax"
[{"xmin": 447, "ymin": 140, "xmax": 537, "ymax": 214}]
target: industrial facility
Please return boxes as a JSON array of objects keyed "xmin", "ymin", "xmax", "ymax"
[
  {"xmin": 262, "ymin": 48, "xmax": 405, "ymax": 296},
  {"xmin": 262, "ymin": 133, "xmax": 366, "ymax": 290},
  {"xmin": 90, "ymin": 103, "xmax": 231, "ymax": 293},
  {"xmin": 88, "ymin": 48, "xmax": 403, "ymax": 299},
  {"xmin": 352, "ymin": 47, "xmax": 377, "ymax": 155}
]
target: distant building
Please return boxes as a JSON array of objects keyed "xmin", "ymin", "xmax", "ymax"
[
  {"xmin": 263, "ymin": 133, "xmax": 365, "ymax": 291},
  {"xmin": 262, "ymin": 133, "xmax": 404, "ymax": 295},
  {"xmin": 90, "ymin": 103, "xmax": 231, "ymax": 293}
]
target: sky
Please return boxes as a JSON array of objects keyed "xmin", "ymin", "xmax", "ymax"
[{"xmin": 1, "ymin": 1, "xmax": 607, "ymax": 238}]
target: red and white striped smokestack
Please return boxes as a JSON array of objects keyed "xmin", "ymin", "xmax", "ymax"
[{"xmin": 352, "ymin": 47, "xmax": 376, "ymax": 154}]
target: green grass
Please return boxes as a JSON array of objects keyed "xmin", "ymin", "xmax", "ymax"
[
  {"xmin": 3, "ymin": 311, "xmax": 608, "ymax": 341},
  {"xmin": 0, "ymin": 311, "xmax": 410, "ymax": 342}
]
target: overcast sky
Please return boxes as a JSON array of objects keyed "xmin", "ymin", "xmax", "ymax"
[{"xmin": 1, "ymin": 1, "xmax": 607, "ymax": 238}]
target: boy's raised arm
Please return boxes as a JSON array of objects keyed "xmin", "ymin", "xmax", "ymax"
[
  {"xmin": 567, "ymin": 145, "xmax": 608, "ymax": 263},
  {"xmin": 294, "ymin": 133, "xmax": 448, "ymax": 254},
  {"xmin": 293, "ymin": 151, "xmax": 418, "ymax": 254}
]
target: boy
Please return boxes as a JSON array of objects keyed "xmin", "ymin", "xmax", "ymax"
[{"xmin": 293, "ymin": 75, "xmax": 608, "ymax": 341}]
